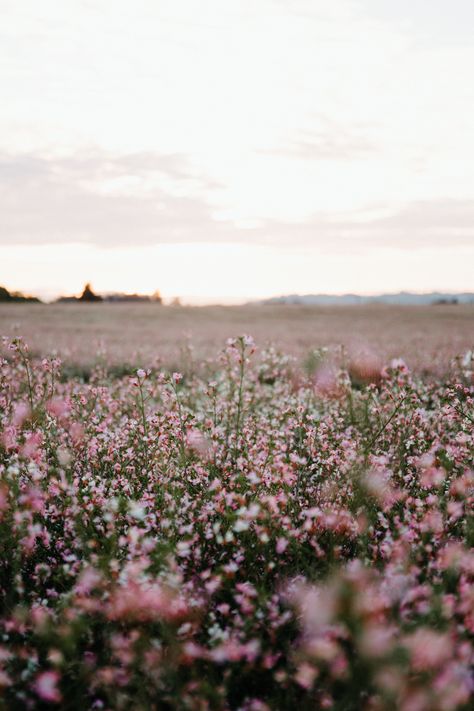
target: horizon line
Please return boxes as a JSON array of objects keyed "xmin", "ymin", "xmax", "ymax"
[{"xmin": 2, "ymin": 283, "xmax": 474, "ymax": 307}]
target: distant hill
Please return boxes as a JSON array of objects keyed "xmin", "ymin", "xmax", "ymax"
[
  {"xmin": 260, "ymin": 292, "xmax": 474, "ymax": 306},
  {"xmin": 0, "ymin": 286, "xmax": 41, "ymax": 303}
]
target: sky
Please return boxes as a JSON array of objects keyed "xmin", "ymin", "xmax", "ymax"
[{"xmin": 1, "ymin": 0, "xmax": 473, "ymax": 303}]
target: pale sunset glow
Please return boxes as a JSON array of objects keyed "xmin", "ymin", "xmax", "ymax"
[{"xmin": 1, "ymin": 0, "xmax": 473, "ymax": 301}]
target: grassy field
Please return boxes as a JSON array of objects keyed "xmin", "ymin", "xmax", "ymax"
[{"xmin": 0, "ymin": 302, "xmax": 473, "ymax": 373}]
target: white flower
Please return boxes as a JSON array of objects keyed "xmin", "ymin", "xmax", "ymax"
[{"xmin": 234, "ymin": 519, "xmax": 250, "ymax": 532}]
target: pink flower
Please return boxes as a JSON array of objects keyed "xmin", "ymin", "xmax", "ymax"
[
  {"xmin": 0, "ymin": 670, "xmax": 11, "ymax": 688},
  {"xmin": 349, "ymin": 349, "xmax": 383, "ymax": 385},
  {"xmin": 70, "ymin": 422, "xmax": 85, "ymax": 445},
  {"xmin": 314, "ymin": 365, "xmax": 341, "ymax": 398},
  {"xmin": 21, "ymin": 431, "xmax": 43, "ymax": 459},
  {"xmin": 75, "ymin": 567, "xmax": 102, "ymax": 595},
  {"xmin": 47, "ymin": 398, "xmax": 70, "ymax": 419},
  {"xmin": 295, "ymin": 662, "xmax": 318, "ymax": 689},
  {"xmin": 12, "ymin": 402, "xmax": 30, "ymax": 427},
  {"xmin": 33, "ymin": 671, "xmax": 62, "ymax": 703},
  {"xmin": 107, "ymin": 581, "xmax": 190, "ymax": 623},
  {"xmin": 186, "ymin": 428, "xmax": 212, "ymax": 459},
  {"xmin": 404, "ymin": 629, "xmax": 452, "ymax": 671},
  {"xmin": 420, "ymin": 467, "xmax": 445, "ymax": 489},
  {"xmin": 0, "ymin": 485, "xmax": 8, "ymax": 513}
]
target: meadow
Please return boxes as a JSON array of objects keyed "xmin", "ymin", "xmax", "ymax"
[
  {"xmin": 1, "ymin": 303, "xmax": 473, "ymax": 374},
  {"xmin": 0, "ymin": 306, "xmax": 473, "ymax": 709}
]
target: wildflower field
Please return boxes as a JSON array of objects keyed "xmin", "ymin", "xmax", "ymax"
[
  {"xmin": 1, "ymin": 302, "xmax": 473, "ymax": 374},
  {"xmin": 0, "ymin": 332, "xmax": 473, "ymax": 710}
]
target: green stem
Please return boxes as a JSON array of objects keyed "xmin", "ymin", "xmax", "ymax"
[
  {"xmin": 17, "ymin": 344, "xmax": 34, "ymax": 411},
  {"xmin": 365, "ymin": 395, "xmax": 406, "ymax": 454}
]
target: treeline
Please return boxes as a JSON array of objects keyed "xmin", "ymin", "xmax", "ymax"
[
  {"xmin": 0, "ymin": 286, "xmax": 41, "ymax": 303},
  {"xmin": 57, "ymin": 283, "xmax": 163, "ymax": 304},
  {"xmin": 0, "ymin": 284, "xmax": 165, "ymax": 305}
]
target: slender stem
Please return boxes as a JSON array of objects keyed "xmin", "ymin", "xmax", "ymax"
[
  {"xmin": 235, "ymin": 352, "xmax": 245, "ymax": 441},
  {"xmin": 137, "ymin": 379, "xmax": 150, "ymax": 472},
  {"xmin": 171, "ymin": 379, "xmax": 186, "ymax": 462},
  {"xmin": 453, "ymin": 404, "xmax": 474, "ymax": 425},
  {"xmin": 17, "ymin": 344, "xmax": 34, "ymax": 411},
  {"xmin": 232, "ymin": 338, "xmax": 248, "ymax": 464},
  {"xmin": 365, "ymin": 395, "xmax": 406, "ymax": 453},
  {"xmin": 138, "ymin": 381, "xmax": 148, "ymax": 438}
]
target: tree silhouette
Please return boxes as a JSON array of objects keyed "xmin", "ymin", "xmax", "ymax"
[{"xmin": 79, "ymin": 283, "xmax": 102, "ymax": 302}]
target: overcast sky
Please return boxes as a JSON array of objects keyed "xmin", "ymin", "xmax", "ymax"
[{"xmin": 1, "ymin": 0, "xmax": 473, "ymax": 302}]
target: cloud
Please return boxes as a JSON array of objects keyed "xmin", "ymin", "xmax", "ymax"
[
  {"xmin": 1, "ymin": 151, "xmax": 473, "ymax": 254},
  {"xmin": 2, "ymin": 0, "xmax": 474, "ymax": 226},
  {"xmin": 263, "ymin": 200, "xmax": 474, "ymax": 251},
  {"xmin": 366, "ymin": 200, "xmax": 474, "ymax": 234},
  {"xmin": 259, "ymin": 120, "xmax": 377, "ymax": 161},
  {"xmin": 0, "ymin": 151, "xmax": 231, "ymax": 247}
]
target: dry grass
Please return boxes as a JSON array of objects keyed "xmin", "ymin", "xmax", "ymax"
[{"xmin": 1, "ymin": 302, "xmax": 473, "ymax": 373}]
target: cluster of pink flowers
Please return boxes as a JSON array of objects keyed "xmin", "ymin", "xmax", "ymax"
[{"xmin": 0, "ymin": 336, "xmax": 472, "ymax": 709}]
